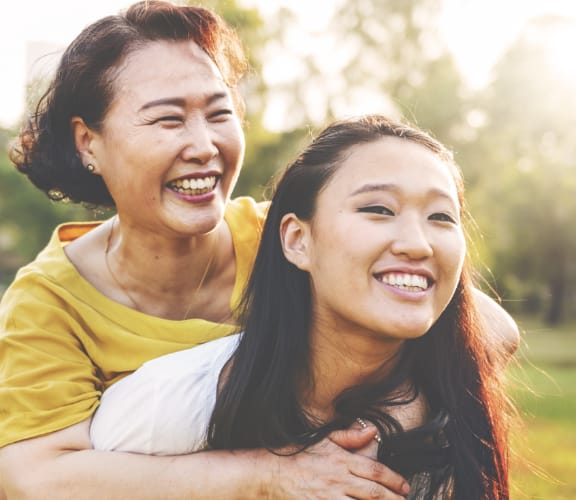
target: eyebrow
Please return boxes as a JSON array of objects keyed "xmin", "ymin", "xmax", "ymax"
[
  {"xmin": 350, "ymin": 183, "xmax": 397, "ymax": 196},
  {"xmin": 351, "ymin": 183, "xmax": 457, "ymax": 203},
  {"xmin": 138, "ymin": 92, "xmax": 229, "ymax": 112}
]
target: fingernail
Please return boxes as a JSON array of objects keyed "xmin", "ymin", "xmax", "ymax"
[{"xmin": 401, "ymin": 482, "xmax": 410, "ymax": 495}]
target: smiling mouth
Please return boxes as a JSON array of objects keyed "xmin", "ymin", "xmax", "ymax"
[
  {"xmin": 375, "ymin": 272, "xmax": 431, "ymax": 292},
  {"xmin": 166, "ymin": 175, "xmax": 218, "ymax": 196}
]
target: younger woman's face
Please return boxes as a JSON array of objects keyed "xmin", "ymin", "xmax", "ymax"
[
  {"xmin": 82, "ymin": 40, "xmax": 245, "ymax": 238},
  {"xmin": 300, "ymin": 137, "xmax": 466, "ymax": 345}
]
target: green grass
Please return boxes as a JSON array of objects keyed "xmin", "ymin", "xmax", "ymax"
[{"xmin": 508, "ymin": 317, "xmax": 576, "ymax": 499}]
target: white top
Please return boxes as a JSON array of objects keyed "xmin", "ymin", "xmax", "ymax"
[{"xmin": 90, "ymin": 334, "xmax": 240, "ymax": 455}]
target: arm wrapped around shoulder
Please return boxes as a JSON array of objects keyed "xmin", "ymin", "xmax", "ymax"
[{"xmin": 473, "ymin": 288, "xmax": 520, "ymax": 362}]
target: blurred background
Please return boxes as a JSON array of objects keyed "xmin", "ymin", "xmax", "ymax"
[{"xmin": 1, "ymin": 0, "xmax": 574, "ymax": 496}]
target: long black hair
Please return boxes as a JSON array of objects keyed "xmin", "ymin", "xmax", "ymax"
[{"xmin": 209, "ymin": 115, "xmax": 511, "ymax": 499}]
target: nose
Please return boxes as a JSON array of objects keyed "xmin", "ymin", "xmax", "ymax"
[
  {"xmin": 390, "ymin": 214, "xmax": 433, "ymax": 260},
  {"xmin": 180, "ymin": 117, "xmax": 218, "ymax": 164}
]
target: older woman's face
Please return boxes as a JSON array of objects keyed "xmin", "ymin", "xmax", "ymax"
[
  {"xmin": 300, "ymin": 137, "xmax": 466, "ymax": 345},
  {"xmin": 89, "ymin": 40, "xmax": 245, "ymax": 237}
]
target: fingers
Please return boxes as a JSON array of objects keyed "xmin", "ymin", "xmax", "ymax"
[
  {"xmin": 348, "ymin": 455, "xmax": 410, "ymax": 497},
  {"xmin": 271, "ymin": 437, "xmax": 410, "ymax": 499},
  {"xmin": 328, "ymin": 430, "xmax": 409, "ymax": 496},
  {"xmin": 330, "ymin": 426, "xmax": 377, "ymax": 450},
  {"xmin": 345, "ymin": 476, "xmax": 410, "ymax": 499}
]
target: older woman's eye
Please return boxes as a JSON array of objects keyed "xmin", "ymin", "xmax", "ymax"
[
  {"xmin": 143, "ymin": 115, "xmax": 182, "ymax": 125},
  {"xmin": 358, "ymin": 205, "xmax": 394, "ymax": 216},
  {"xmin": 158, "ymin": 116, "xmax": 183, "ymax": 122},
  {"xmin": 209, "ymin": 109, "xmax": 234, "ymax": 121}
]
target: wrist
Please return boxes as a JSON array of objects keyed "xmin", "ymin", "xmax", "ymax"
[{"xmin": 248, "ymin": 447, "xmax": 281, "ymax": 499}]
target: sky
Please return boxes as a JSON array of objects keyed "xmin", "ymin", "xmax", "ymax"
[{"xmin": 1, "ymin": 0, "xmax": 575, "ymax": 128}]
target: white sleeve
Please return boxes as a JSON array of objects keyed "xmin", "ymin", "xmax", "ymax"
[
  {"xmin": 89, "ymin": 365, "xmax": 159, "ymax": 454},
  {"xmin": 90, "ymin": 334, "xmax": 240, "ymax": 455}
]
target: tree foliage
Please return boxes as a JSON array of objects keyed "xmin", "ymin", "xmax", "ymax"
[
  {"xmin": 0, "ymin": 129, "xmax": 102, "ymax": 290},
  {"xmin": 1, "ymin": 1, "xmax": 574, "ymax": 323},
  {"xmin": 461, "ymin": 16, "xmax": 576, "ymax": 323}
]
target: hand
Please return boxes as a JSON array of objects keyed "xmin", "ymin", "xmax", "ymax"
[
  {"xmin": 331, "ymin": 422, "xmax": 380, "ymax": 460},
  {"xmin": 264, "ymin": 428, "xmax": 410, "ymax": 499}
]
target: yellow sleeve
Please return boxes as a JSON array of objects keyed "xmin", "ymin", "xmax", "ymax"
[
  {"xmin": 0, "ymin": 203, "xmax": 268, "ymax": 448},
  {"xmin": 224, "ymin": 197, "xmax": 268, "ymax": 310},
  {"xmin": 0, "ymin": 271, "xmax": 101, "ymax": 447}
]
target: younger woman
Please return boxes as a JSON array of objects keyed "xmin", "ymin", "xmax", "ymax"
[{"xmin": 92, "ymin": 115, "xmax": 512, "ymax": 499}]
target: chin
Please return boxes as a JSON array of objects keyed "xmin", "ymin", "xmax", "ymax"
[
  {"xmin": 174, "ymin": 210, "xmax": 223, "ymax": 235},
  {"xmin": 401, "ymin": 330, "xmax": 430, "ymax": 341},
  {"xmin": 390, "ymin": 322, "xmax": 434, "ymax": 341}
]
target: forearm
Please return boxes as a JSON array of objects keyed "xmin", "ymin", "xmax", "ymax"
[
  {"xmin": 1, "ymin": 422, "xmax": 409, "ymax": 500},
  {"xmin": 1, "ymin": 447, "xmax": 269, "ymax": 500}
]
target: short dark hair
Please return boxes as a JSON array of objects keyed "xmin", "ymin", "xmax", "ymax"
[
  {"xmin": 209, "ymin": 115, "xmax": 510, "ymax": 499},
  {"xmin": 11, "ymin": 0, "xmax": 247, "ymax": 206}
]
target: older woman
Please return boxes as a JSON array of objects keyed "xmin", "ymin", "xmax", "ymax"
[{"xmin": 0, "ymin": 1, "xmax": 516, "ymax": 499}]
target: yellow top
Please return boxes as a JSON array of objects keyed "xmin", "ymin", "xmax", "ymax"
[{"xmin": 0, "ymin": 197, "xmax": 267, "ymax": 447}]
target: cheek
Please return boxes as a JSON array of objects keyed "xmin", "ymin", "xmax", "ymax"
[
  {"xmin": 222, "ymin": 122, "xmax": 245, "ymax": 159},
  {"xmin": 310, "ymin": 235, "xmax": 368, "ymax": 294},
  {"xmin": 307, "ymin": 225, "xmax": 339, "ymax": 275},
  {"xmin": 456, "ymin": 232, "xmax": 467, "ymax": 269},
  {"xmin": 310, "ymin": 220, "xmax": 355, "ymax": 260},
  {"xmin": 307, "ymin": 209, "xmax": 369, "ymax": 274},
  {"xmin": 443, "ymin": 233, "xmax": 466, "ymax": 283}
]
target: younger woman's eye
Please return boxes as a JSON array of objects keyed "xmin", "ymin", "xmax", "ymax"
[
  {"xmin": 429, "ymin": 212, "xmax": 457, "ymax": 224},
  {"xmin": 358, "ymin": 205, "xmax": 394, "ymax": 216}
]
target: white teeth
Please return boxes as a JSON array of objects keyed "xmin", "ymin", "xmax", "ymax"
[
  {"xmin": 168, "ymin": 176, "xmax": 217, "ymax": 195},
  {"xmin": 379, "ymin": 273, "xmax": 429, "ymax": 291}
]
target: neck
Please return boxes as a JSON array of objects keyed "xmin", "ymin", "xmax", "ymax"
[
  {"xmin": 302, "ymin": 324, "xmax": 405, "ymax": 421},
  {"xmin": 104, "ymin": 215, "xmax": 232, "ymax": 320}
]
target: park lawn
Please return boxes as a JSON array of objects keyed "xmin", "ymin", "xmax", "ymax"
[
  {"xmin": 508, "ymin": 317, "xmax": 576, "ymax": 499},
  {"xmin": 511, "ymin": 417, "xmax": 576, "ymax": 499}
]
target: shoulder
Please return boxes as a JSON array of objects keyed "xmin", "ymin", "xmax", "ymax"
[
  {"xmin": 224, "ymin": 197, "xmax": 269, "ymax": 278},
  {"xmin": 4, "ymin": 221, "xmax": 104, "ymax": 288},
  {"xmin": 57, "ymin": 221, "xmax": 104, "ymax": 245},
  {"xmin": 138, "ymin": 333, "xmax": 240, "ymax": 375},
  {"xmin": 473, "ymin": 288, "xmax": 520, "ymax": 359},
  {"xmin": 0, "ymin": 220, "xmax": 106, "ymax": 318},
  {"xmin": 90, "ymin": 334, "xmax": 241, "ymax": 455},
  {"xmin": 225, "ymin": 196, "xmax": 269, "ymax": 234}
]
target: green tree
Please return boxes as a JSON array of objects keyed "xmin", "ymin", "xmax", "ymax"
[
  {"xmin": 463, "ymin": 16, "xmax": 576, "ymax": 324},
  {"xmin": 0, "ymin": 132, "xmax": 101, "ymax": 290},
  {"xmin": 234, "ymin": 0, "xmax": 470, "ymax": 195},
  {"xmin": 199, "ymin": 0, "xmax": 296, "ymax": 198}
]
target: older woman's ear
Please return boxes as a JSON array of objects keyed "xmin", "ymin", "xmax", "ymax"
[
  {"xmin": 279, "ymin": 213, "xmax": 312, "ymax": 272},
  {"xmin": 70, "ymin": 117, "xmax": 100, "ymax": 175}
]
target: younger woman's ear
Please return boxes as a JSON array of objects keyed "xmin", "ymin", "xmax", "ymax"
[
  {"xmin": 70, "ymin": 116, "xmax": 99, "ymax": 172},
  {"xmin": 280, "ymin": 213, "xmax": 311, "ymax": 271}
]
